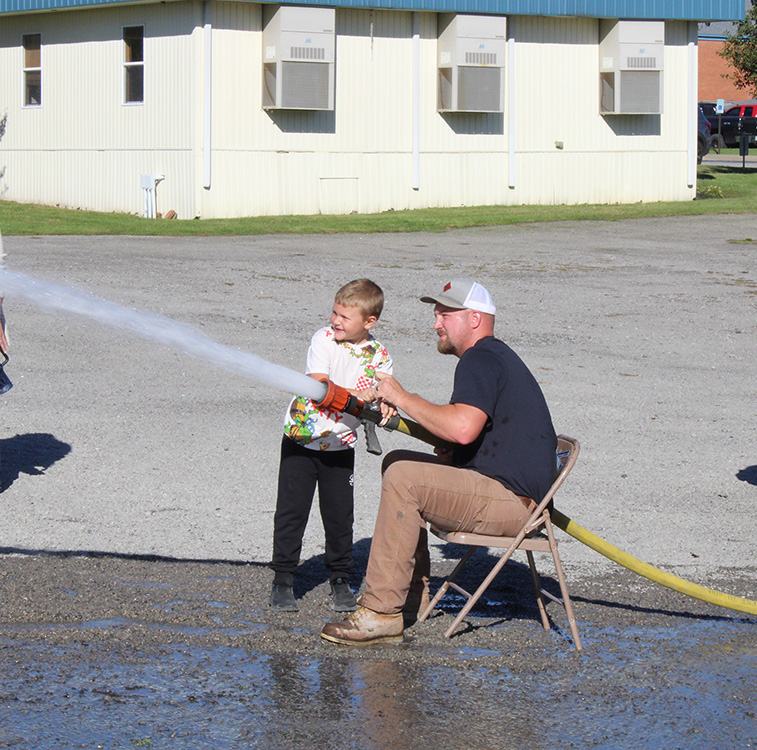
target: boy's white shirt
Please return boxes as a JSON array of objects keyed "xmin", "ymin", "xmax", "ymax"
[{"xmin": 283, "ymin": 326, "xmax": 393, "ymax": 451}]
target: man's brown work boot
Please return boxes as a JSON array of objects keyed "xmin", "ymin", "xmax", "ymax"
[{"xmin": 321, "ymin": 606, "xmax": 404, "ymax": 646}]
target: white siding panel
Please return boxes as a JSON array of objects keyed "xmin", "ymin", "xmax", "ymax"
[
  {"xmin": 0, "ymin": 3, "xmax": 200, "ymax": 215},
  {"xmin": 0, "ymin": 5, "xmax": 697, "ymax": 219}
]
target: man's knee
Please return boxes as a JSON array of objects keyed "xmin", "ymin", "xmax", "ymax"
[{"xmin": 381, "ymin": 459, "xmax": 423, "ymax": 497}]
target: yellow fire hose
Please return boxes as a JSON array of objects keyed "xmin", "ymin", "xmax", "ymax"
[
  {"xmin": 390, "ymin": 414, "xmax": 757, "ymax": 616},
  {"xmin": 550, "ymin": 509, "xmax": 757, "ymax": 616},
  {"xmin": 313, "ymin": 380, "xmax": 757, "ymax": 617}
]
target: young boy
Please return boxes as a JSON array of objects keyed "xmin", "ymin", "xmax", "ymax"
[{"xmin": 270, "ymin": 279, "xmax": 393, "ymax": 612}]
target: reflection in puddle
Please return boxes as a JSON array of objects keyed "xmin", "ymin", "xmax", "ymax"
[{"xmin": 0, "ymin": 620, "xmax": 753, "ymax": 749}]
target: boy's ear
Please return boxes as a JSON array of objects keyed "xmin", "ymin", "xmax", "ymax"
[{"xmin": 363, "ymin": 315, "xmax": 378, "ymax": 330}]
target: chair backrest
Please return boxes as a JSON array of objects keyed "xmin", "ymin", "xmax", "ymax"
[{"xmin": 534, "ymin": 435, "xmax": 580, "ymax": 515}]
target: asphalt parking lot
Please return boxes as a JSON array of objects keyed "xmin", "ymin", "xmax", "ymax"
[{"xmin": 0, "ymin": 215, "xmax": 755, "ymax": 748}]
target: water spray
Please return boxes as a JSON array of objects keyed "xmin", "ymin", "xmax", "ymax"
[
  {"xmin": 0, "ymin": 269, "xmax": 324, "ymax": 402},
  {"xmin": 0, "ymin": 268, "xmax": 439, "ymax": 453}
]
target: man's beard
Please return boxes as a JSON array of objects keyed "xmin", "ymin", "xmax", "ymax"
[{"xmin": 436, "ymin": 336, "xmax": 456, "ymax": 355}]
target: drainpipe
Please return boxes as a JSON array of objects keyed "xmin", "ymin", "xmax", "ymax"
[
  {"xmin": 412, "ymin": 12, "xmax": 420, "ymax": 191},
  {"xmin": 507, "ymin": 32, "xmax": 516, "ymax": 188},
  {"xmin": 687, "ymin": 21, "xmax": 697, "ymax": 189},
  {"xmin": 203, "ymin": 0, "xmax": 212, "ymax": 189}
]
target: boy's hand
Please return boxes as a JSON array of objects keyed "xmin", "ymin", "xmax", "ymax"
[
  {"xmin": 358, "ymin": 386, "xmax": 377, "ymax": 403},
  {"xmin": 376, "ymin": 399, "xmax": 397, "ymax": 426}
]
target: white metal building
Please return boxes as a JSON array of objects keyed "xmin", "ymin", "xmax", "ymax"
[{"xmin": 0, "ymin": 0, "xmax": 745, "ymax": 219}]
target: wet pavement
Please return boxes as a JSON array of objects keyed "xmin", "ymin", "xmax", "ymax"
[
  {"xmin": 0, "ymin": 218, "xmax": 756, "ymax": 748},
  {"xmin": 0, "ymin": 553, "xmax": 754, "ymax": 749}
]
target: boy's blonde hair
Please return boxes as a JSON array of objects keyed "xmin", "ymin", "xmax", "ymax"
[{"xmin": 335, "ymin": 279, "xmax": 384, "ymax": 321}]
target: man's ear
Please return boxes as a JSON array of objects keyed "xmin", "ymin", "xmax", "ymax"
[{"xmin": 469, "ymin": 310, "xmax": 483, "ymax": 329}]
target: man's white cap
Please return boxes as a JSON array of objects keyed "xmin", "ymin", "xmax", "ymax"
[{"xmin": 420, "ymin": 279, "xmax": 496, "ymax": 315}]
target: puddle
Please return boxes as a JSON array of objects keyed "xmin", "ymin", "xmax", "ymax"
[{"xmin": 0, "ymin": 618, "xmax": 753, "ymax": 749}]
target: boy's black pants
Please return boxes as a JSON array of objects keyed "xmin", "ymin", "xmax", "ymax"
[{"xmin": 271, "ymin": 436, "xmax": 355, "ymax": 586}]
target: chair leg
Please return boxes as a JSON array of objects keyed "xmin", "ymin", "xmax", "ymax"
[
  {"xmin": 526, "ymin": 550, "xmax": 550, "ymax": 631},
  {"xmin": 544, "ymin": 518, "xmax": 583, "ymax": 652},
  {"xmin": 418, "ymin": 545, "xmax": 476, "ymax": 623},
  {"xmin": 443, "ymin": 542, "xmax": 520, "ymax": 638}
]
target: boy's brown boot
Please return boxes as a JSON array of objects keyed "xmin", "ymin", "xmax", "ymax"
[{"xmin": 320, "ymin": 606, "xmax": 404, "ymax": 646}]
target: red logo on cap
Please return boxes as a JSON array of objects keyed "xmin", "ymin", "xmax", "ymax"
[{"xmin": 443, "ymin": 282, "xmax": 452, "ymax": 292}]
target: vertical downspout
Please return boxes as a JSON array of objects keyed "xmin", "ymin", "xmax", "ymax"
[
  {"xmin": 203, "ymin": 0, "xmax": 212, "ymax": 189},
  {"xmin": 507, "ymin": 31, "xmax": 516, "ymax": 189},
  {"xmin": 687, "ymin": 21, "xmax": 697, "ymax": 189},
  {"xmin": 412, "ymin": 12, "xmax": 420, "ymax": 191}
]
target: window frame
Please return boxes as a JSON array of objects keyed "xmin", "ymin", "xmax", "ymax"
[
  {"xmin": 22, "ymin": 32, "xmax": 42, "ymax": 108},
  {"xmin": 122, "ymin": 24, "xmax": 145, "ymax": 105}
]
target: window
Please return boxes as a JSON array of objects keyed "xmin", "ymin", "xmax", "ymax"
[
  {"xmin": 123, "ymin": 25, "xmax": 144, "ymax": 104},
  {"xmin": 23, "ymin": 33, "xmax": 41, "ymax": 107}
]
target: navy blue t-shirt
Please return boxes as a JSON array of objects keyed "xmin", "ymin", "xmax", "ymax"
[{"xmin": 450, "ymin": 337, "xmax": 557, "ymax": 503}]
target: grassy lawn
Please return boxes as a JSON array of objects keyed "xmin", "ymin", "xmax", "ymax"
[{"xmin": 0, "ymin": 164, "xmax": 754, "ymax": 236}]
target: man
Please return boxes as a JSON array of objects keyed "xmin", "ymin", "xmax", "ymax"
[{"xmin": 321, "ymin": 279, "xmax": 558, "ymax": 646}]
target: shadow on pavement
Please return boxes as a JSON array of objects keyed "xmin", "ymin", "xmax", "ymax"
[{"xmin": 0, "ymin": 432, "xmax": 72, "ymax": 492}]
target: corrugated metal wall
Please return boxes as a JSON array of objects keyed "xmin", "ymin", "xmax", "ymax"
[
  {"xmin": 0, "ymin": 3, "xmax": 201, "ymax": 217},
  {"xmin": 0, "ymin": 1, "xmax": 697, "ymax": 218},
  {"xmin": 201, "ymin": 6, "xmax": 694, "ymax": 216}
]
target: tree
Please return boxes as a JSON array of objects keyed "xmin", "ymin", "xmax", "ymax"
[{"xmin": 719, "ymin": 1, "xmax": 757, "ymax": 96}]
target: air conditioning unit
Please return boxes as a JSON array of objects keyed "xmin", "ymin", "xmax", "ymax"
[
  {"xmin": 262, "ymin": 5, "xmax": 335, "ymax": 111},
  {"xmin": 437, "ymin": 14, "xmax": 506, "ymax": 114},
  {"xmin": 599, "ymin": 20, "xmax": 664, "ymax": 115}
]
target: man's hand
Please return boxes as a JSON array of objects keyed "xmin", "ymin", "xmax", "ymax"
[
  {"xmin": 373, "ymin": 372, "xmax": 406, "ymax": 410},
  {"xmin": 359, "ymin": 383, "xmax": 397, "ymax": 425},
  {"xmin": 374, "ymin": 371, "xmax": 487, "ymax": 444}
]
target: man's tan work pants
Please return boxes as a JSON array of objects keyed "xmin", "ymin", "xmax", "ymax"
[{"xmin": 361, "ymin": 450, "xmax": 535, "ymax": 615}]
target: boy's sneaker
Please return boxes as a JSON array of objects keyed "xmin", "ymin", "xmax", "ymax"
[
  {"xmin": 269, "ymin": 584, "xmax": 298, "ymax": 612},
  {"xmin": 329, "ymin": 578, "xmax": 358, "ymax": 612}
]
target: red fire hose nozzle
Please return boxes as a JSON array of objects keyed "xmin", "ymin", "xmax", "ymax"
[
  {"xmin": 311, "ymin": 377, "xmax": 446, "ymax": 451},
  {"xmin": 312, "ymin": 377, "xmax": 365, "ymax": 418}
]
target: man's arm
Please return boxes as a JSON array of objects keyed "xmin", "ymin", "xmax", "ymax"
[{"xmin": 374, "ymin": 371, "xmax": 486, "ymax": 445}]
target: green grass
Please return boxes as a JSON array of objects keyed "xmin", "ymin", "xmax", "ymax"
[{"xmin": 0, "ymin": 165, "xmax": 754, "ymax": 236}]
